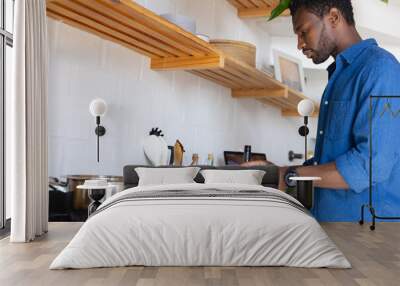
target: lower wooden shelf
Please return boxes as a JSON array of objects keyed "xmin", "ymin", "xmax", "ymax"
[{"xmin": 152, "ymin": 54, "xmax": 318, "ymax": 116}]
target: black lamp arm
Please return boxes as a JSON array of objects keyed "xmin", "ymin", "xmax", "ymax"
[{"xmin": 94, "ymin": 116, "xmax": 106, "ymax": 162}]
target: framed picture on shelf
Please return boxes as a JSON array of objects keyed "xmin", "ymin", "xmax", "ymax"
[{"xmin": 273, "ymin": 50, "xmax": 306, "ymax": 92}]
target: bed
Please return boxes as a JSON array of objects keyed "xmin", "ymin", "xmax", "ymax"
[{"xmin": 50, "ymin": 166, "xmax": 351, "ymax": 269}]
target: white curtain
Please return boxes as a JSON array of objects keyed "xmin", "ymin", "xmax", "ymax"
[{"xmin": 9, "ymin": 0, "xmax": 48, "ymax": 242}]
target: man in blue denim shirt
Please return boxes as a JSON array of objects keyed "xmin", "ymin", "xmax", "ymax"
[
  {"xmin": 287, "ymin": 0, "xmax": 400, "ymax": 221},
  {"xmin": 246, "ymin": 0, "xmax": 400, "ymax": 221}
]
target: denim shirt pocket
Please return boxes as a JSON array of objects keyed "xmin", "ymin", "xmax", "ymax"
[{"xmin": 327, "ymin": 101, "xmax": 351, "ymax": 140}]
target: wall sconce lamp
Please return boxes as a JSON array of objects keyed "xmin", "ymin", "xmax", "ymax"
[
  {"xmin": 89, "ymin": 98, "xmax": 107, "ymax": 162},
  {"xmin": 297, "ymin": 99, "xmax": 315, "ymax": 162}
]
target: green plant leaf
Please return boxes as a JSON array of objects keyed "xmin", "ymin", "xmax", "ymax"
[{"xmin": 268, "ymin": 0, "xmax": 292, "ymax": 21}]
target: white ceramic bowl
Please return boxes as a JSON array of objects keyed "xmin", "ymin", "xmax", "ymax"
[
  {"xmin": 196, "ymin": 34, "xmax": 210, "ymax": 43},
  {"xmin": 160, "ymin": 13, "xmax": 196, "ymax": 34}
]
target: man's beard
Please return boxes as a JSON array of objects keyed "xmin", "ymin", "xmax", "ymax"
[{"xmin": 312, "ymin": 24, "xmax": 335, "ymax": 64}]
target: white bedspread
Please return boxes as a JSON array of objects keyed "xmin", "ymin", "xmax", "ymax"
[{"xmin": 50, "ymin": 183, "xmax": 351, "ymax": 269}]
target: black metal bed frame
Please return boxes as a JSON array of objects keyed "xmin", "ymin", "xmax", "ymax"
[{"xmin": 359, "ymin": 95, "xmax": 400, "ymax": 230}]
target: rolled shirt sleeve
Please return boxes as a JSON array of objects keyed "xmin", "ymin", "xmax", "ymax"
[{"xmin": 335, "ymin": 62, "xmax": 400, "ymax": 193}]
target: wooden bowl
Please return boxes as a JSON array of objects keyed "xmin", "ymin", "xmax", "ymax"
[{"xmin": 209, "ymin": 39, "xmax": 256, "ymax": 67}]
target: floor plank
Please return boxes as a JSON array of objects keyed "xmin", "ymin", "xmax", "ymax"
[{"xmin": 0, "ymin": 222, "xmax": 399, "ymax": 286}]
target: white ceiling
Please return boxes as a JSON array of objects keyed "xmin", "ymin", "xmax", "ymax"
[
  {"xmin": 389, "ymin": 0, "xmax": 400, "ymax": 7},
  {"xmin": 256, "ymin": 17, "xmax": 293, "ymax": 38}
]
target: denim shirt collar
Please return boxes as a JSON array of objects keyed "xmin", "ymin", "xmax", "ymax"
[
  {"xmin": 326, "ymin": 38, "xmax": 378, "ymax": 78},
  {"xmin": 339, "ymin": 38, "xmax": 378, "ymax": 64}
]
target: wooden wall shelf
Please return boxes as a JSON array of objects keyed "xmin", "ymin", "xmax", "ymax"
[
  {"xmin": 47, "ymin": 0, "xmax": 316, "ymax": 116},
  {"xmin": 227, "ymin": 0, "xmax": 290, "ymax": 19}
]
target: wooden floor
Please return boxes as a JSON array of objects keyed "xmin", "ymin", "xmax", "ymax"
[{"xmin": 0, "ymin": 222, "xmax": 399, "ymax": 286}]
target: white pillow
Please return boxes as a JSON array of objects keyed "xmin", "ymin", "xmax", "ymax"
[
  {"xmin": 135, "ymin": 167, "xmax": 201, "ymax": 186},
  {"xmin": 200, "ymin": 169, "xmax": 266, "ymax": 185}
]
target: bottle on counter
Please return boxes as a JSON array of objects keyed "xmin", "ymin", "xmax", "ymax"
[
  {"xmin": 243, "ymin": 145, "xmax": 252, "ymax": 163},
  {"xmin": 190, "ymin": 153, "xmax": 199, "ymax": 166},
  {"xmin": 207, "ymin": 153, "xmax": 214, "ymax": 166}
]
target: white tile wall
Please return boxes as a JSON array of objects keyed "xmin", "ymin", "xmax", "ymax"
[{"xmin": 47, "ymin": 0, "xmax": 325, "ymax": 178}]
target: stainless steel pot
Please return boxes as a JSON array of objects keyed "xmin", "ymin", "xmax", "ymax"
[{"xmin": 65, "ymin": 175, "xmax": 123, "ymax": 210}]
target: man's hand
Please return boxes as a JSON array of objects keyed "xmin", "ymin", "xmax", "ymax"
[
  {"xmin": 240, "ymin": 160, "xmax": 275, "ymax": 167},
  {"xmin": 296, "ymin": 162, "xmax": 349, "ymax": 189},
  {"xmin": 241, "ymin": 160, "xmax": 348, "ymax": 190},
  {"xmin": 240, "ymin": 160, "xmax": 267, "ymax": 167}
]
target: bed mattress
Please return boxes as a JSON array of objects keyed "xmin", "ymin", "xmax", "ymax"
[{"xmin": 50, "ymin": 183, "xmax": 351, "ymax": 269}]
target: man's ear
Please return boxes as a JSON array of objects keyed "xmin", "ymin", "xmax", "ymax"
[{"xmin": 327, "ymin": 8, "xmax": 341, "ymax": 28}]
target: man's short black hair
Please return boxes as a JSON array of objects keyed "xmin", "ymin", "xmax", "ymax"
[{"xmin": 289, "ymin": 0, "xmax": 355, "ymax": 26}]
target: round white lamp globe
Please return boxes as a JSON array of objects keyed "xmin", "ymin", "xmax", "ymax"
[
  {"xmin": 297, "ymin": 99, "xmax": 315, "ymax": 117},
  {"xmin": 89, "ymin": 98, "xmax": 108, "ymax": 117}
]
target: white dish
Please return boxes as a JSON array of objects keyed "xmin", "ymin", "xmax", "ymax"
[
  {"xmin": 196, "ymin": 34, "xmax": 210, "ymax": 42},
  {"xmin": 143, "ymin": 134, "xmax": 169, "ymax": 166},
  {"xmin": 77, "ymin": 179, "xmax": 108, "ymax": 189},
  {"xmin": 289, "ymin": 176, "xmax": 322, "ymax": 181}
]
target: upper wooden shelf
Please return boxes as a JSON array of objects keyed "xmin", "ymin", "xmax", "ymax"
[
  {"xmin": 227, "ymin": 0, "xmax": 291, "ymax": 18},
  {"xmin": 46, "ymin": 0, "xmax": 317, "ymax": 116}
]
